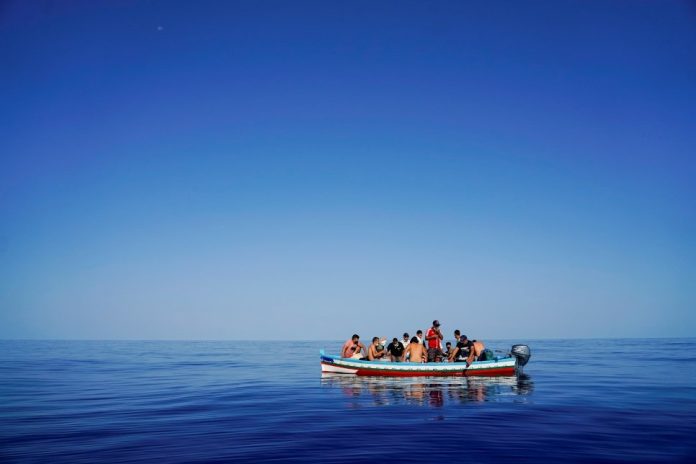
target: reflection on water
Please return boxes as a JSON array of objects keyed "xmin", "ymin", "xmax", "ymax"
[
  {"xmin": 321, "ymin": 373, "xmax": 534, "ymax": 407},
  {"xmin": 2, "ymin": 340, "xmax": 694, "ymax": 462}
]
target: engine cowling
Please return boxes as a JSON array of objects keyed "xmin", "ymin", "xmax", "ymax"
[{"xmin": 511, "ymin": 344, "xmax": 531, "ymax": 367}]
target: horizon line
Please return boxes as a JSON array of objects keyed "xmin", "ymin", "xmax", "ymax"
[{"xmin": 1, "ymin": 336, "xmax": 694, "ymax": 342}]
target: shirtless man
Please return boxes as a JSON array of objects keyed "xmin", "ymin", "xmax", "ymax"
[
  {"xmin": 403, "ymin": 337, "xmax": 427, "ymax": 363},
  {"xmin": 341, "ymin": 334, "xmax": 367, "ymax": 359},
  {"xmin": 368, "ymin": 336, "xmax": 389, "ymax": 361},
  {"xmin": 470, "ymin": 339, "xmax": 486, "ymax": 363},
  {"xmin": 443, "ymin": 341, "xmax": 452, "ymax": 359}
]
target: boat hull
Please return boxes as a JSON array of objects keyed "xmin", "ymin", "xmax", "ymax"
[{"xmin": 320, "ymin": 350, "xmax": 518, "ymax": 377}]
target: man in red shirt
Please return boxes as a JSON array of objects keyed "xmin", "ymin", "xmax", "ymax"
[{"xmin": 425, "ymin": 320, "xmax": 444, "ymax": 362}]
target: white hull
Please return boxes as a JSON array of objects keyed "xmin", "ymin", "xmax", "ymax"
[{"xmin": 320, "ymin": 362, "xmax": 359, "ymax": 374}]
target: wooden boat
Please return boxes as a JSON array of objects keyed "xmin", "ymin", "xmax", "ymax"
[{"xmin": 319, "ymin": 344, "xmax": 530, "ymax": 377}]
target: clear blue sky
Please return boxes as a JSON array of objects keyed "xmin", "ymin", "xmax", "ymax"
[{"xmin": 1, "ymin": 1, "xmax": 694, "ymax": 340}]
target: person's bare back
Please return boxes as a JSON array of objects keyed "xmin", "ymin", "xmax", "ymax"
[{"xmin": 405, "ymin": 338, "xmax": 427, "ymax": 363}]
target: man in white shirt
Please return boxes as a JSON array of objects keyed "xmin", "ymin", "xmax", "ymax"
[{"xmin": 416, "ymin": 330, "xmax": 425, "ymax": 346}]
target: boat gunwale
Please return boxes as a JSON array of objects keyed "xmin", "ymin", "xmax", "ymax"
[{"xmin": 320, "ymin": 350, "xmax": 517, "ymax": 372}]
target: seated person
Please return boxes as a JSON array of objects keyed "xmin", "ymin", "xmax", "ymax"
[
  {"xmin": 368, "ymin": 336, "xmax": 389, "ymax": 361},
  {"xmin": 341, "ymin": 334, "xmax": 367, "ymax": 359},
  {"xmin": 403, "ymin": 336, "xmax": 427, "ymax": 363},
  {"xmin": 442, "ymin": 341, "xmax": 452, "ymax": 359},
  {"xmin": 387, "ymin": 337, "xmax": 405, "ymax": 362}
]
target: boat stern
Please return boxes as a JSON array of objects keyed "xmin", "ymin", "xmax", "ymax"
[{"xmin": 320, "ymin": 350, "xmax": 358, "ymax": 375}]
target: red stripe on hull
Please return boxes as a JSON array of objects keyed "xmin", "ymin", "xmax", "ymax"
[{"xmin": 351, "ymin": 366, "xmax": 516, "ymax": 377}]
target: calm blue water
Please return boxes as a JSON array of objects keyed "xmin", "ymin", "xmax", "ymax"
[{"xmin": 1, "ymin": 339, "xmax": 695, "ymax": 463}]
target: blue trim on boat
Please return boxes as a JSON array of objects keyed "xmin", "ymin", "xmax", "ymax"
[{"xmin": 320, "ymin": 350, "xmax": 514, "ymax": 366}]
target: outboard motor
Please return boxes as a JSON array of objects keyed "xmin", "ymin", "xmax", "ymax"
[{"xmin": 511, "ymin": 344, "xmax": 531, "ymax": 368}]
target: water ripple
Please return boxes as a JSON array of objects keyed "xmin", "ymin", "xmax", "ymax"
[{"xmin": 1, "ymin": 339, "xmax": 695, "ymax": 463}]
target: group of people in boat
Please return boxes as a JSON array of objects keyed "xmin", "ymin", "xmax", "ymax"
[{"xmin": 341, "ymin": 320, "xmax": 487, "ymax": 366}]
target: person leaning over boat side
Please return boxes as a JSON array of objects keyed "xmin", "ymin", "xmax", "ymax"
[
  {"xmin": 404, "ymin": 337, "xmax": 427, "ymax": 363},
  {"xmin": 341, "ymin": 334, "xmax": 367, "ymax": 359},
  {"xmin": 462, "ymin": 335, "xmax": 486, "ymax": 367},
  {"xmin": 426, "ymin": 320, "xmax": 444, "ymax": 362},
  {"xmin": 387, "ymin": 337, "xmax": 405, "ymax": 362},
  {"xmin": 447, "ymin": 329, "xmax": 464, "ymax": 361},
  {"xmin": 368, "ymin": 336, "xmax": 389, "ymax": 361},
  {"xmin": 449, "ymin": 334, "xmax": 474, "ymax": 365},
  {"xmin": 471, "ymin": 339, "xmax": 486, "ymax": 362}
]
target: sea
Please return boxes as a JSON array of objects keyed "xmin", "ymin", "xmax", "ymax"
[{"xmin": 1, "ymin": 338, "xmax": 694, "ymax": 463}]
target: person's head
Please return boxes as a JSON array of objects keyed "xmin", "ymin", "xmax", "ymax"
[
  {"xmin": 392, "ymin": 337, "xmax": 398, "ymax": 343},
  {"xmin": 432, "ymin": 319, "xmax": 441, "ymax": 328},
  {"xmin": 410, "ymin": 337, "xmax": 418, "ymax": 344},
  {"xmin": 446, "ymin": 342, "xmax": 452, "ymax": 348},
  {"xmin": 460, "ymin": 334, "xmax": 468, "ymax": 342},
  {"xmin": 416, "ymin": 330, "xmax": 423, "ymax": 337},
  {"xmin": 372, "ymin": 336, "xmax": 380, "ymax": 345},
  {"xmin": 454, "ymin": 329, "xmax": 461, "ymax": 338},
  {"xmin": 352, "ymin": 334, "xmax": 360, "ymax": 344},
  {"xmin": 403, "ymin": 332, "xmax": 409, "ymax": 339}
]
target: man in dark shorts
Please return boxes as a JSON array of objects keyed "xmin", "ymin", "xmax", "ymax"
[
  {"xmin": 387, "ymin": 337, "xmax": 405, "ymax": 362},
  {"xmin": 425, "ymin": 320, "xmax": 444, "ymax": 362}
]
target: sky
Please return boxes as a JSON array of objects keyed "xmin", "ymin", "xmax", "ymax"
[{"xmin": 1, "ymin": 0, "xmax": 695, "ymax": 341}]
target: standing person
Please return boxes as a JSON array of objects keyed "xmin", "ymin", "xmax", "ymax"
[
  {"xmin": 368, "ymin": 336, "xmax": 389, "ymax": 361},
  {"xmin": 342, "ymin": 334, "xmax": 367, "ymax": 359},
  {"xmin": 401, "ymin": 333, "xmax": 412, "ymax": 360},
  {"xmin": 387, "ymin": 337, "xmax": 405, "ymax": 362},
  {"xmin": 426, "ymin": 320, "xmax": 444, "ymax": 362},
  {"xmin": 453, "ymin": 329, "xmax": 461, "ymax": 346},
  {"xmin": 416, "ymin": 330, "xmax": 425, "ymax": 346},
  {"xmin": 404, "ymin": 337, "xmax": 427, "ymax": 363}
]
